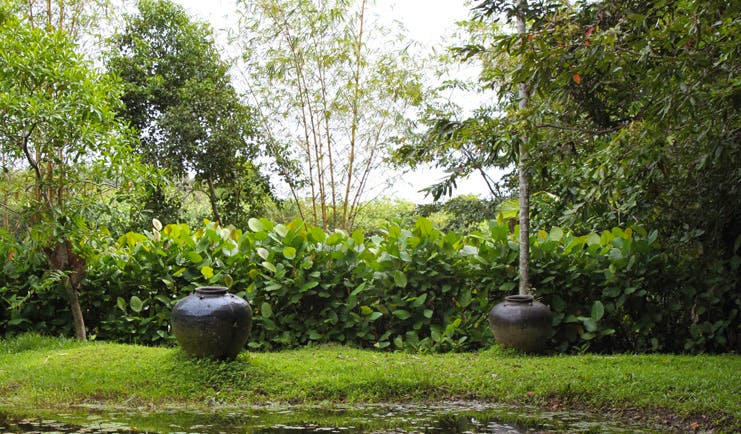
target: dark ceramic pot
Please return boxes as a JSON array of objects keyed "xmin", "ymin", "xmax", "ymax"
[
  {"xmin": 488, "ymin": 294, "xmax": 553, "ymax": 354},
  {"xmin": 171, "ymin": 286, "xmax": 252, "ymax": 360}
]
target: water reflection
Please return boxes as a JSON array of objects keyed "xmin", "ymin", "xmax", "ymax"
[{"xmin": 0, "ymin": 401, "xmax": 656, "ymax": 433}]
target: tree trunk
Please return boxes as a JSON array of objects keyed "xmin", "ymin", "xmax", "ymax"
[
  {"xmin": 47, "ymin": 241, "xmax": 87, "ymax": 340},
  {"xmin": 342, "ymin": 0, "xmax": 366, "ymax": 229},
  {"xmin": 206, "ymin": 177, "xmax": 222, "ymax": 223},
  {"xmin": 64, "ymin": 282, "xmax": 86, "ymax": 340},
  {"xmin": 517, "ymin": 0, "xmax": 531, "ymax": 296}
]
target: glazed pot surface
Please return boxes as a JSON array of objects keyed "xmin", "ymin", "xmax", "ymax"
[
  {"xmin": 488, "ymin": 294, "xmax": 553, "ymax": 354},
  {"xmin": 171, "ymin": 286, "xmax": 252, "ymax": 360}
]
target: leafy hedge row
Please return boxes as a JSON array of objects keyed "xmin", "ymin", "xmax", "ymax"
[{"xmin": 1, "ymin": 218, "xmax": 738, "ymax": 353}]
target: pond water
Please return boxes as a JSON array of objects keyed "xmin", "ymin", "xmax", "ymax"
[{"xmin": 0, "ymin": 401, "xmax": 657, "ymax": 433}]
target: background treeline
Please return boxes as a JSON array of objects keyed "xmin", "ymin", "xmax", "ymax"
[
  {"xmin": 1, "ymin": 0, "xmax": 739, "ymax": 354},
  {"xmin": 2, "ymin": 217, "xmax": 737, "ymax": 353}
]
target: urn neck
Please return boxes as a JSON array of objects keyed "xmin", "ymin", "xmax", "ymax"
[
  {"xmin": 505, "ymin": 294, "xmax": 534, "ymax": 304},
  {"xmin": 195, "ymin": 286, "xmax": 228, "ymax": 296}
]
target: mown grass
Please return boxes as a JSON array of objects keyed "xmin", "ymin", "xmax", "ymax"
[{"xmin": 0, "ymin": 334, "xmax": 739, "ymax": 432}]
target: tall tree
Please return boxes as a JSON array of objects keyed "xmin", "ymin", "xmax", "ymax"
[
  {"xmin": 238, "ymin": 0, "xmax": 426, "ymax": 230},
  {"xmin": 472, "ymin": 0, "xmax": 739, "ymax": 256},
  {"xmin": 106, "ymin": 0, "xmax": 271, "ymax": 226},
  {"xmin": 513, "ymin": 0, "xmax": 531, "ymax": 295},
  {"xmin": 400, "ymin": 0, "xmax": 739, "ymax": 296},
  {"xmin": 0, "ymin": 7, "xmax": 136, "ymax": 339}
]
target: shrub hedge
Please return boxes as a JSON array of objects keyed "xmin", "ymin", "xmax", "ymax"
[{"xmin": 1, "ymin": 218, "xmax": 738, "ymax": 353}]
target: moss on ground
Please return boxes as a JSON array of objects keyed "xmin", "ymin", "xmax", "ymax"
[{"xmin": 0, "ymin": 334, "xmax": 739, "ymax": 432}]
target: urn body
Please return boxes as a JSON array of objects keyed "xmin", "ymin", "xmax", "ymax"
[
  {"xmin": 488, "ymin": 294, "xmax": 553, "ymax": 354},
  {"xmin": 171, "ymin": 286, "xmax": 252, "ymax": 360}
]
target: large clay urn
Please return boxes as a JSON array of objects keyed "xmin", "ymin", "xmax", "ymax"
[
  {"xmin": 488, "ymin": 294, "xmax": 553, "ymax": 354},
  {"xmin": 171, "ymin": 286, "xmax": 252, "ymax": 360}
]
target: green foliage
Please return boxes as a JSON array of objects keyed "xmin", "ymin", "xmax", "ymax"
[
  {"xmin": 106, "ymin": 0, "xmax": 271, "ymax": 225},
  {"xmin": 4, "ymin": 216, "xmax": 737, "ymax": 353},
  {"xmin": 125, "ymin": 182, "xmax": 183, "ymax": 233},
  {"xmin": 416, "ymin": 195, "xmax": 500, "ymax": 233},
  {"xmin": 0, "ymin": 9, "xmax": 152, "ymax": 339},
  {"xmin": 240, "ymin": 0, "xmax": 427, "ymax": 229},
  {"xmin": 0, "ymin": 230, "xmax": 73, "ymax": 337},
  {"xmin": 449, "ymin": 0, "xmax": 741, "ymax": 267},
  {"xmin": 350, "ymin": 198, "xmax": 417, "ymax": 233},
  {"xmin": 395, "ymin": 0, "xmax": 740, "ymax": 351}
]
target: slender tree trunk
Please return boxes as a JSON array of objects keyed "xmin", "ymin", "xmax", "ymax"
[
  {"xmin": 64, "ymin": 282, "xmax": 86, "ymax": 340},
  {"xmin": 516, "ymin": 0, "xmax": 531, "ymax": 296},
  {"xmin": 273, "ymin": 8, "xmax": 321, "ymax": 226},
  {"xmin": 342, "ymin": 0, "xmax": 366, "ymax": 229},
  {"xmin": 206, "ymin": 177, "xmax": 222, "ymax": 223},
  {"xmin": 27, "ymin": 1, "xmax": 35, "ymax": 28},
  {"xmin": 48, "ymin": 241, "xmax": 87, "ymax": 340},
  {"xmin": 46, "ymin": 0, "xmax": 52, "ymax": 28},
  {"xmin": 58, "ymin": 0, "xmax": 64, "ymax": 30}
]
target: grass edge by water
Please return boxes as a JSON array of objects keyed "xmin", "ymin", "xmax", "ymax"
[{"xmin": 0, "ymin": 334, "xmax": 739, "ymax": 432}]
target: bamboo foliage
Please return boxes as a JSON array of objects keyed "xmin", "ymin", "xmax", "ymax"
[
  {"xmin": 23, "ymin": 0, "xmax": 110, "ymax": 38},
  {"xmin": 238, "ymin": 0, "xmax": 425, "ymax": 230}
]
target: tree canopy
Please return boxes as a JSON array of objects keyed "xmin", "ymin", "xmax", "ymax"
[
  {"xmin": 401, "ymin": 0, "xmax": 740, "ymax": 258},
  {"xmin": 0, "ymin": 5, "xmax": 140, "ymax": 339},
  {"xmin": 106, "ymin": 0, "xmax": 271, "ymax": 226}
]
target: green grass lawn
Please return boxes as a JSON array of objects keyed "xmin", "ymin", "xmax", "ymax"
[{"xmin": 1, "ymin": 334, "xmax": 739, "ymax": 432}]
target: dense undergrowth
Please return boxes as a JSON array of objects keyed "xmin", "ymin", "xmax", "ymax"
[{"xmin": 1, "ymin": 217, "xmax": 738, "ymax": 353}]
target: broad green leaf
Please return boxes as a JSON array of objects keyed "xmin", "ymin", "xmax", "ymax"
[
  {"xmin": 274, "ymin": 224, "xmax": 288, "ymax": 238},
  {"xmin": 609, "ymin": 248, "xmax": 623, "ymax": 261},
  {"xmin": 116, "ymin": 297, "xmax": 127, "ymax": 312},
  {"xmin": 350, "ymin": 282, "xmax": 367, "ymax": 296},
  {"xmin": 411, "ymin": 293, "xmax": 428, "ymax": 307},
  {"xmin": 200, "ymin": 265, "xmax": 214, "ymax": 279},
  {"xmin": 458, "ymin": 288, "xmax": 472, "ymax": 307},
  {"xmin": 309, "ymin": 226, "xmax": 326, "ymax": 242},
  {"xmin": 551, "ymin": 295, "xmax": 566, "ymax": 311},
  {"xmin": 248, "ymin": 218, "xmax": 264, "ymax": 232},
  {"xmin": 496, "ymin": 199, "xmax": 519, "ymax": 220},
  {"xmin": 261, "ymin": 302, "xmax": 273, "ymax": 318},
  {"xmin": 368, "ymin": 311, "xmax": 383, "ymax": 321},
  {"xmin": 352, "ymin": 229, "xmax": 364, "ymax": 245},
  {"xmin": 591, "ymin": 300, "xmax": 605, "ymax": 321},
  {"xmin": 300, "ymin": 281, "xmax": 319, "ymax": 292},
  {"xmin": 587, "ymin": 233, "xmax": 601, "ymax": 246},
  {"xmin": 223, "ymin": 274, "xmax": 234, "ymax": 287},
  {"xmin": 261, "ymin": 261, "xmax": 276, "ymax": 273},
  {"xmin": 549, "ymin": 226, "xmax": 564, "ymax": 242},
  {"xmin": 392, "ymin": 309, "xmax": 411, "ymax": 320},
  {"xmin": 583, "ymin": 318, "xmax": 598, "ymax": 332},
  {"xmin": 257, "ymin": 247, "xmax": 270, "ymax": 260},
  {"xmin": 499, "ymin": 282, "xmax": 516, "ymax": 292},
  {"xmin": 393, "ymin": 270, "xmax": 408, "ymax": 288},
  {"xmin": 130, "ymin": 296, "xmax": 143, "ymax": 313},
  {"xmin": 327, "ymin": 232, "xmax": 344, "ymax": 245},
  {"xmin": 187, "ymin": 251, "xmax": 203, "ymax": 263}
]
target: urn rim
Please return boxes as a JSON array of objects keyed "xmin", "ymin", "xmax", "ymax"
[
  {"xmin": 504, "ymin": 294, "xmax": 535, "ymax": 304},
  {"xmin": 195, "ymin": 286, "xmax": 228, "ymax": 295}
]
